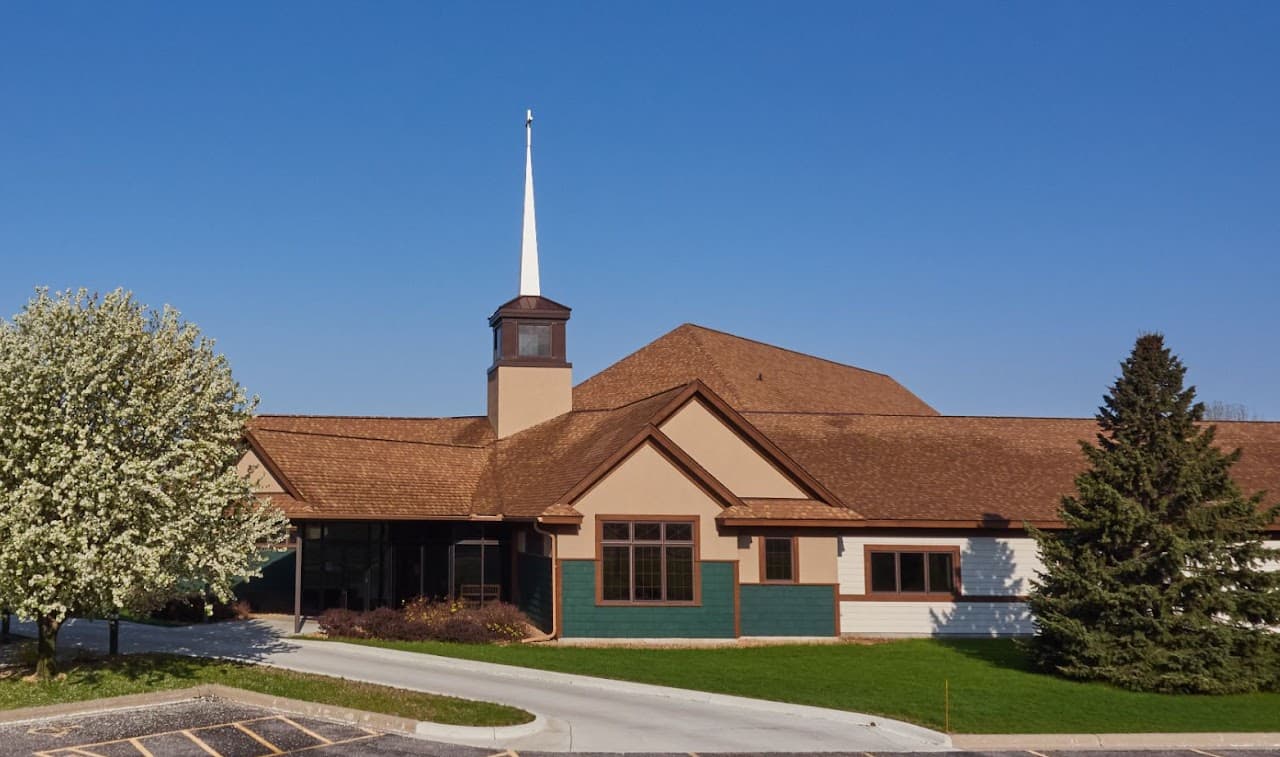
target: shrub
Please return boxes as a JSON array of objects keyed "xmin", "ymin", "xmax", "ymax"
[
  {"xmin": 319, "ymin": 599, "xmax": 533, "ymax": 644},
  {"xmin": 317, "ymin": 608, "xmax": 364, "ymax": 638},
  {"xmin": 360, "ymin": 607, "xmax": 407, "ymax": 639},
  {"xmin": 472, "ymin": 601, "xmax": 533, "ymax": 642}
]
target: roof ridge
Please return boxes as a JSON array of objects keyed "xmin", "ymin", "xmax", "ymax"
[
  {"xmin": 584, "ymin": 382, "xmax": 692, "ymax": 412},
  {"xmin": 742, "ymin": 410, "xmax": 1280, "ymax": 424},
  {"xmin": 680, "ymin": 323, "xmax": 899, "ymax": 380},
  {"xmin": 250, "ymin": 427, "xmax": 491, "ymax": 449},
  {"xmin": 680, "ymin": 325, "xmax": 742, "ymax": 406},
  {"xmin": 742, "ymin": 410, "xmax": 1096, "ymax": 421}
]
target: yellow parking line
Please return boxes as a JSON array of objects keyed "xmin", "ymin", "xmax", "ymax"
[
  {"xmin": 182, "ymin": 729, "xmax": 223, "ymax": 757},
  {"xmin": 267, "ymin": 733, "xmax": 380, "ymax": 754},
  {"xmin": 234, "ymin": 721, "xmax": 284, "ymax": 754},
  {"xmin": 1190, "ymin": 750, "xmax": 1222, "ymax": 757},
  {"xmin": 129, "ymin": 738, "xmax": 156, "ymax": 757},
  {"xmin": 276, "ymin": 716, "xmax": 332, "ymax": 745}
]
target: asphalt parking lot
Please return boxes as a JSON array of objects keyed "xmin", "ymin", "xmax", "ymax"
[
  {"xmin": 0, "ymin": 700, "xmax": 483, "ymax": 757},
  {"xmin": 1, "ymin": 700, "xmax": 1277, "ymax": 757}
]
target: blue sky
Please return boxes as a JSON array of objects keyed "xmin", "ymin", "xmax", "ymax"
[{"xmin": 3, "ymin": 2, "xmax": 1278, "ymax": 419}]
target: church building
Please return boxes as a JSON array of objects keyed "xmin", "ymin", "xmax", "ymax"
[{"xmin": 237, "ymin": 114, "xmax": 1280, "ymax": 639}]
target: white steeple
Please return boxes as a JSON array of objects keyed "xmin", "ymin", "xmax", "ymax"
[{"xmin": 519, "ymin": 109, "xmax": 541, "ymax": 297}]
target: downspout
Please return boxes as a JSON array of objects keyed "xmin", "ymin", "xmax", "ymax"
[{"xmin": 525, "ymin": 519, "xmax": 559, "ymax": 642}]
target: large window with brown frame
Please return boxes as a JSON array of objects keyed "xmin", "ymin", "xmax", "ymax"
[
  {"xmin": 866, "ymin": 546, "xmax": 959, "ymax": 598},
  {"xmin": 600, "ymin": 520, "xmax": 695, "ymax": 603}
]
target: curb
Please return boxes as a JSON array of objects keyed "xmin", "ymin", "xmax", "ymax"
[
  {"xmin": 952, "ymin": 733, "xmax": 1280, "ymax": 750},
  {"xmin": 299, "ymin": 639, "xmax": 950, "ymax": 748},
  {"xmin": 0, "ymin": 684, "xmax": 546, "ymax": 747}
]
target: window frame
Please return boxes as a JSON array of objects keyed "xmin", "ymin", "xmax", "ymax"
[
  {"xmin": 516, "ymin": 321, "xmax": 554, "ymax": 359},
  {"xmin": 595, "ymin": 515, "xmax": 701, "ymax": 606},
  {"xmin": 863, "ymin": 545, "xmax": 961, "ymax": 600},
  {"xmin": 759, "ymin": 535, "xmax": 799, "ymax": 584}
]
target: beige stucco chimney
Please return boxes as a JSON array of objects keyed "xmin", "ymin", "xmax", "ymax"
[{"xmin": 487, "ymin": 296, "xmax": 572, "ymax": 437}]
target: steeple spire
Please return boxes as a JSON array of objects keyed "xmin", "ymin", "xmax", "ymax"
[{"xmin": 519, "ymin": 109, "xmax": 541, "ymax": 297}]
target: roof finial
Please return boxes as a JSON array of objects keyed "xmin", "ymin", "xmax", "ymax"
[{"xmin": 519, "ymin": 109, "xmax": 541, "ymax": 297}]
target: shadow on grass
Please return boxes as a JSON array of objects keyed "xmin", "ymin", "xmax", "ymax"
[
  {"xmin": 69, "ymin": 652, "xmax": 207, "ymax": 688},
  {"xmin": 933, "ymin": 637, "xmax": 1037, "ymax": 674}
]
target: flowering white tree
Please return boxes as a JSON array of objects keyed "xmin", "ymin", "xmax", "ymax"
[{"xmin": 0, "ymin": 289, "xmax": 287, "ymax": 678}]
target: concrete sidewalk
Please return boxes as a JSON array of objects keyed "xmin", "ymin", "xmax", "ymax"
[
  {"xmin": 952, "ymin": 733, "xmax": 1280, "ymax": 750},
  {"xmin": 11, "ymin": 617, "xmax": 951, "ymax": 753}
]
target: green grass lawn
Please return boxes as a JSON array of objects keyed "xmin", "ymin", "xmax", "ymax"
[
  {"xmin": 0, "ymin": 646, "xmax": 530, "ymax": 727},
  {"xmin": 327, "ymin": 637, "xmax": 1280, "ymax": 733}
]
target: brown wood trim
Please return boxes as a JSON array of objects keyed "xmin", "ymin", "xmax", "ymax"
[
  {"xmin": 718, "ymin": 518, "xmax": 1059, "ymax": 530},
  {"xmin": 719, "ymin": 518, "xmax": 860, "ymax": 528},
  {"xmin": 732, "ymin": 561, "xmax": 742, "ymax": 637},
  {"xmin": 556, "ymin": 424, "xmax": 744, "ymax": 511},
  {"xmin": 536, "ymin": 515, "xmax": 583, "ymax": 525},
  {"xmin": 648, "ymin": 381, "xmax": 851, "ymax": 510},
  {"xmin": 243, "ymin": 433, "xmax": 306, "ymax": 501},
  {"xmin": 839, "ymin": 593, "xmax": 1029, "ymax": 603},
  {"xmin": 487, "ymin": 358, "xmax": 573, "ymax": 371},
  {"xmin": 647, "ymin": 427, "xmax": 745, "ymax": 509},
  {"xmin": 851, "ymin": 519, "xmax": 1061, "ymax": 530},
  {"xmin": 863, "ymin": 545, "xmax": 963, "ymax": 600},
  {"xmin": 594, "ymin": 514, "xmax": 702, "ymax": 607},
  {"xmin": 758, "ymin": 535, "xmax": 799, "ymax": 584}
]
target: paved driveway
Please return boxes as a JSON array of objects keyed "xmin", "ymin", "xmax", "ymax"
[{"xmin": 11, "ymin": 617, "xmax": 949, "ymax": 753}]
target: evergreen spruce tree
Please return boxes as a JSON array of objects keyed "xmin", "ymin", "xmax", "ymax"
[{"xmin": 1028, "ymin": 333, "xmax": 1280, "ymax": 694}]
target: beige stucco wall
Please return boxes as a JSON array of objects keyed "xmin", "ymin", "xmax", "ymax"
[
  {"xmin": 237, "ymin": 450, "xmax": 283, "ymax": 493},
  {"xmin": 658, "ymin": 400, "xmax": 805, "ymax": 498},
  {"xmin": 558, "ymin": 441, "xmax": 740, "ymax": 561},
  {"xmin": 487, "ymin": 365, "xmax": 572, "ymax": 438},
  {"xmin": 736, "ymin": 533, "xmax": 838, "ymax": 584},
  {"xmin": 799, "ymin": 534, "xmax": 838, "ymax": 583}
]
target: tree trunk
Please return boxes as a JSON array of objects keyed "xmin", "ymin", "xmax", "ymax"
[{"xmin": 35, "ymin": 614, "xmax": 61, "ymax": 679}]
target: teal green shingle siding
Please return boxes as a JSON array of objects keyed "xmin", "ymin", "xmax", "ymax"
[
  {"xmin": 560, "ymin": 561, "xmax": 736, "ymax": 638},
  {"xmin": 740, "ymin": 583, "xmax": 836, "ymax": 636},
  {"xmin": 516, "ymin": 553, "xmax": 554, "ymax": 632}
]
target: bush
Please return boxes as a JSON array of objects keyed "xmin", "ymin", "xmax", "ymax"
[
  {"xmin": 317, "ymin": 608, "xmax": 364, "ymax": 638},
  {"xmin": 319, "ymin": 599, "xmax": 533, "ymax": 644}
]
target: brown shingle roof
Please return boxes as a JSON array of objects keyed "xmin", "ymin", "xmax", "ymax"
[
  {"xmin": 573, "ymin": 324, "xmax": 937, "ymax": 416},
  {"xmin": 744, "ymin": 413, "xmax": 1280, "ymax": 525},
  {"xmin": 251, "ymin": 415, "xmax": 494, "ymax": 446},
  {"xmin": 479, "ymin": 387, "xmax": 688, "ymax": 517},
  {"xmin": 247, "ymin": 419, "xmax": 492, "ymax": 520},
  {"xmin": 719, "ymin": 498, "xmax": 864, "ymax": 522},
  {"xmin": 243, "ymin": 328, "xmax": 1280, "ymax": 529}
]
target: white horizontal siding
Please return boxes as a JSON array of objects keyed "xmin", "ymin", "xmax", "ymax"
[
  {"xmin": 837, "ymin": 537, "xmax": 1280, "ymax": 638},
  {"xmin": 837, "ymin": 535, "xmax": 1041, "ymax": 597},
  {"xmin": 840, "ymin": 600, "xmax": 1034, "ymax": 637}
]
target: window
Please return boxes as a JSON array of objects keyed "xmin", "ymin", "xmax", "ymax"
[
  {"xmin": 600, "ymin": 520, "xmax": 696, "ymax": 603},
  {"xmin": 762, "ymin": 536, "xmax": 795, "ymax": 582},
  {"xmin": 866, "ymin": 548, "xmax": 958, "ymax": 597},
  {"xmin": 517, "ymin": 323, "xmax": 552, "ymax": 357}
]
